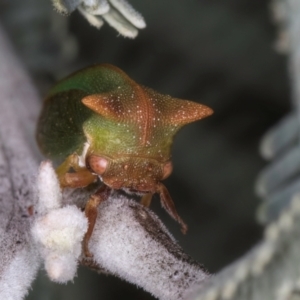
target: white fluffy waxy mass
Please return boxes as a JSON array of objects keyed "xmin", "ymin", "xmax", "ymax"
[
  {"xmin": 32, "ymin": 161, "xmax": 88, "ymax": 283},
  {"xmin": 36, "ymin": 161, "xmax": 62, "ymax": 214}
]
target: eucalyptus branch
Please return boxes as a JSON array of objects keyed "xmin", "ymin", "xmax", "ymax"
[{"xmin": 33, "ymin": 161, "xmax": 209, "ymax": 299}]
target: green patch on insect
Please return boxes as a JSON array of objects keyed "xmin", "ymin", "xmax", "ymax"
[{"xmin": 36, "ymin": 64, "xmax": 213, "ymax": 256}]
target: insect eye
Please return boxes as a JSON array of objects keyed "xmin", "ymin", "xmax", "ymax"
[
  {"xmin": 162, "ymin": 161, "xmax": 173, "ymax": 180},
  {"xmin": 87, "ymin": 155, "xmax": 108, "ymax": 175}
]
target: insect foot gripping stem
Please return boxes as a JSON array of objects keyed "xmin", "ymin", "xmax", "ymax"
[
  {"xmin": 83, "ymin": 185, "xmax": 112, "ymax": 257},
  {"xmin": 157, "ymin": 183, "xmax": 188, "ymax": 234}
]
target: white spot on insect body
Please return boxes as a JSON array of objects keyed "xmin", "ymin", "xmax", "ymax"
[{"xmin": 78, "ymin": 142, "xmax": 90, "ymax": 167}]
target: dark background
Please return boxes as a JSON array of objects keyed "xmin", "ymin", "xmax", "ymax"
[{"xmin": 1, "ymin": 0, "xmax": 291, "ymax": 299}]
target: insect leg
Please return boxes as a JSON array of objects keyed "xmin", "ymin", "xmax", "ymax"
[
  {"xmin": 60, "ymin": 170, "xmax": 97, "ymax": 188},
  {"xmin": 140, "ymin": 193, "xmax": 153, "ymax": 207},
  {"xmin": 156, "ymin": 183, "xmax": 188, "ymax": 234},
  {"xmin": 56, "ymin": 154, "xmax": 78, "ymax": 176},
  {"xmin": 83, "ymin": 185, "xmax": 111, "ymax": 257},
  {"xmin": 56, "ymin": 154, "xmax": 97, "ymax": 188}
]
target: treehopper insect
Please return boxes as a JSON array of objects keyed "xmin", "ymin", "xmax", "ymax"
[{"xmin": 36, "ymin": 64, "xmax": 213, "ymax": 256}]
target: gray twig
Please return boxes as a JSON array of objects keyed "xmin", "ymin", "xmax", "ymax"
[{"xmin": 0, "ymin": 24, "xmax": 41, "ymax": 300}]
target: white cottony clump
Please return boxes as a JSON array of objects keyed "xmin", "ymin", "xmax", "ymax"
[
  {"xmin": 32, "ymin": 161, "xmax": 88, "ymax": 283},
  {"xmin": 32, "ymin": 206, "xmax": 87, "ymax": 254},
  {"xmin": 32, "ymin": 205, "xmax": 88, "ymax": 282},
  {"xmin": 36, "ymin": 161, "xmax": 62, "ymax": 214},
  {"xmin": 45, "ymin": 254, "xmax": 78, "ymax": 283}
]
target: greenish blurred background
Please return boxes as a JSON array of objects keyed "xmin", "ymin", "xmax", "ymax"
[{"xmin": 0, "ymin": 0, "xmax": 290, "ymax": 299}]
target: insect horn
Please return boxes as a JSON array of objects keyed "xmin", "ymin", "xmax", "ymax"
[
  {"xmin": 81, "ymin": 93, "xmax": 123, "ymax": 120},
  {"xmin": 143, "ymin": 87, "xmax": 213, "ymax": 127}
]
